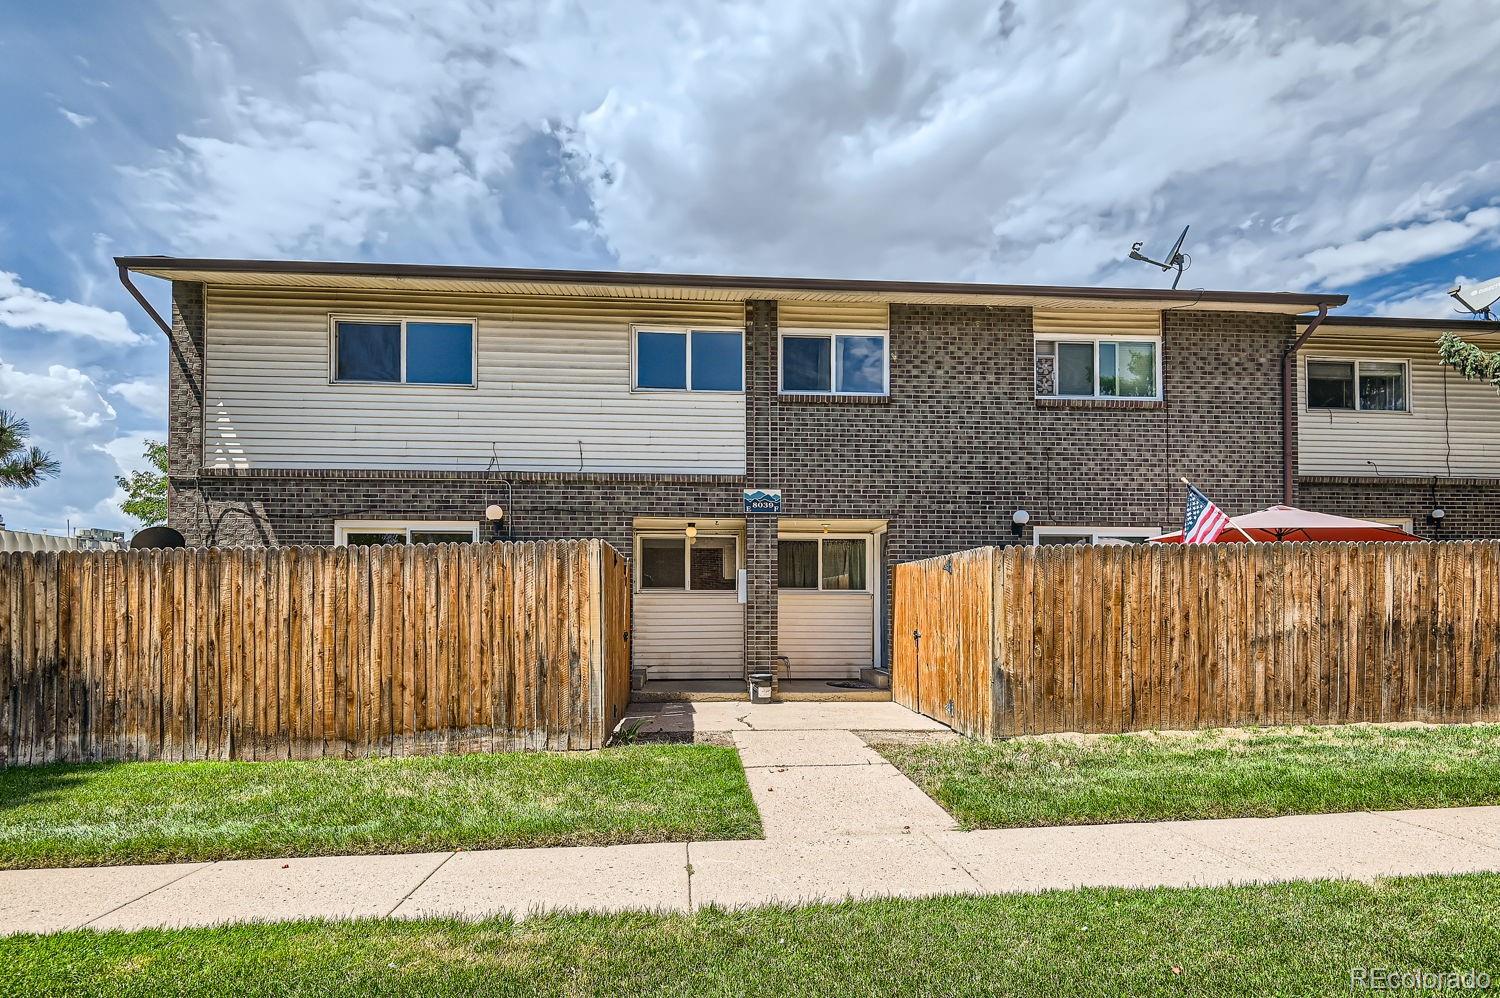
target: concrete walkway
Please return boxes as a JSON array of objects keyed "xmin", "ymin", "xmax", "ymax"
[{"xmin": 5, "ymin": 703, "xmax": 1500, "ymax": 935}]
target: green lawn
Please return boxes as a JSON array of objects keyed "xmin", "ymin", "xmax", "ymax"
[
  {"xmin": 876, "ymin": 724, "xmax": 1500, "ymax": 829},
  {"xmin": 5, "ymin": 874, "xmax": 1498, "ymax": 996},
  {"xmin": 0, "ymin": 746, "xmax": 760, "ymax": 869}
]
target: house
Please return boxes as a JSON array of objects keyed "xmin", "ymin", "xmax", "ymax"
[
  {"xmin": 114, "ymin": 256, "xmax": 1500, "ymax": 687},
  {"xmin": 1293, "ymin": 315, "xmax": 1500, "ymax": 536}
]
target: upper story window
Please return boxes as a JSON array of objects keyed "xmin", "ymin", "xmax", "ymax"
[
  {"xmin": 633, "ymin": 327, "xmax": 744, "ymax": 392},
  {"xmin": 1035, "ymin": 336, "xmax": 1160, "ymax": 400},
  {"xmin": 331, "ymin": 317, "xmax": 475, "ymax": 387},
  {"xmin": 1306, "ymin": 359, "xmax": 1408, "ymax": 412},
  {"xmin": 779, "ymin": 330, "xmax": 888, "ymax": 395}
]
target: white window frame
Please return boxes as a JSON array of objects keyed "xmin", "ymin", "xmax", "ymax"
[
  {"xmin": 630, "ymin": 325, "xmax": 746, "ymax": 394},
  {"xmin": 634, "ymin": 531, "xmax": 743, "ymax": 593},
  {"xmin": 777, "ymin": 328, "xmax": 890, "ymax": 396},
  {"xmin": 1303, "ymin": 357, "xmax": 1411, "ymax": 413},
  {"xmin": 1034, "ymin": 333, "xmax": 1163, "ymax": 401},
  {"xmin": 775, "ymin": 533, "xmax": 873, "ymax": 593},
  {"xmin": 328, "ymin": 315, "xmax": 478, "ymax": 389},
  {"xmin": 1032, "ymin": 526, "xmax": 1161, "ymax": 546},
  {"xmin": 1365, "ymin": 516, "xmax": 1416, "ymax": 533},
  {"xmin": 333, "ymin": 519, "xmax": 480, "ymax": 545}
]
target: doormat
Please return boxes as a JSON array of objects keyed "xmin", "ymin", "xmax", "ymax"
[{"xmin": 826, "ymin": 680, "xmax": 873, "ymax": 689}]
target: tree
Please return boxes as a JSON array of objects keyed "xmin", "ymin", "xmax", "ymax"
[
  {"xmin": 1437, "ymin": 331, "xmax": 1500, "ymax": 393},
  {"xmin": 115, "ymin": 439, "xmax": 168, "ymax": 526},
  {"xmin": 0, "ymin": 410, "xmax": 60, "ymax": 489}
]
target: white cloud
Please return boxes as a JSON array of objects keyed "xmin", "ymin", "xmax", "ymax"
[
  {"xmin": 108, "ymin": 377, "xmax": 166, "ymax": 420},
  {"xmin": 0, "ymin": 271, "xmax": 145, "ymax": 346},
  {"xmin": 0, "ymin": 357, "xmax": 137, "ymax": 533},
  {"xmin": 58, "ymin": 107, "xmax": 96, "ymax": 128},
  {"xmin": 127, "ymin": 0, "xmax": 1500, "ymax": 304}
]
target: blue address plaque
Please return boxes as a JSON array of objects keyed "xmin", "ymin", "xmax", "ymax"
[{"xmin": 742, "ymin": 489, "xmax": 783, "ymax": 515}]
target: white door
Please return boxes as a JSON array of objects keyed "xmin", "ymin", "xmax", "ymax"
[
  {"xmin": 776, "ymin": 534, "xmax": 875, "ymax": 679},
  {"xmin": 632, "ymin": 532, "xmax": 746, "ymax": 680}
]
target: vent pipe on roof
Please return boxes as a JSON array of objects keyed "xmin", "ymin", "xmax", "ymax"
[{"xmin": 1282, "ymin": 304, "xmax": 1328, "ymax": 504}]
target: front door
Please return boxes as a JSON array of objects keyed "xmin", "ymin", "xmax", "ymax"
[{"xmin": 776, "ymin": 532, "xmax": 876, "ymax": 678}]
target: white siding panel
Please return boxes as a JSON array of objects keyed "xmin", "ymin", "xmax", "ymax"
[
  {"xmin": 778, "ymin": 592, "xmax": 874, "ymax": 678},
  {"xmin": 203, "ymin": 287, "xmax": 745, "ymax": 473},
  {"xmin": 778, "ymin": 301, "xmax": 888, "ymax": 330},
  {"xmin": 633, "ymin": 592, "xmax": 745, "ymax": 680},
  {"xmin": 1297, "ymin": 330, "xmax": 1500, "ymax": 477},
  {"xmin": 1033, "ymin": 308, "xmax": 1160, "ymax": 335}
]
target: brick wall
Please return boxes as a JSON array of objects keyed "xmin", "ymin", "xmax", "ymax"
[
  {"xmin": 166, "ymin": 282, "xmax": 206, "ymax": 516},
  {"xmin": 1297, "ymin": 477, "xmax": 1500, "ymax": 540}
]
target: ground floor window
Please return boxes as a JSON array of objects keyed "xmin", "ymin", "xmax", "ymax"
[
  {"xmin": 1365, "ymin": 516, "xmax": 1416, "ymax": 533},
  {"xmin": 778, "ymin": 536, "xmax": 868, "ymax": 591},
  {"xmin": 1033, "ymin": 526, "xmax": 1158, "ymax": 546},
  {"xmin": 638, "ymin": 533, "xmax": 739, "ymax": 591},
  {"xmin": 334, "ymin": 520, "xmax": 479, "ymax": 546}
]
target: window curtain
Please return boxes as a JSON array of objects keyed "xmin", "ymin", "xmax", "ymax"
[{"xmin": 820, "ymin": 539, "xmax": 866, "ymax": 590}]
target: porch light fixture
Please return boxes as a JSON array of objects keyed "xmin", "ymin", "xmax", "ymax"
[
  {"xmin": 484, "ymin": 504, "xmax": 505, "ymax": 522},
  {"xmin": 1011, "ymin": 509, "xmax": 1030, "ymax": 536},
  {"xmin": 685, "ymin": 522, "xmax": 698, "ymax": 543},
  {"xmin": 1428, "ymin": 508, "xmax": 1446, "ymax": 526}
]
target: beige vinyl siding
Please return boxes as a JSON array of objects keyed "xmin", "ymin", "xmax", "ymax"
[
  {"xmin": 1032, "ymin": 308, "xmax": 1160, "ymax": 335},
  {"xmin": 1297, "ymin": 328, "xmax": 1500, "ymax": 477},
  {"xmin": 777, "ymin": 592, "xmax": 874, "ymax": 678},
  {"xmin": 778, "ymin": 301, "xmax": 888, "ymax": 330},
  {"xmin": 632, "ymin": 592, "xmax": 745, "ymax": 680},
  {"xmin": 202, "ymin": 287, "xmax": 745, "ymax": 473}
]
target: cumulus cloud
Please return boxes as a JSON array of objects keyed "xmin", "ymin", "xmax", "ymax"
[
  {"xmin": 0, "ymin": 272, "xmax": 145, "ymax": 346},
  {"xmin": 132, "ymin": 0, "xmax": 1500, "ymax": 298},
  {"xmin": 0, "ymin": 358, "xmax": 135, "ymax": 533},
  {"xmin": 108, "ymin": 377, "xmax": 166, "ymax": 420}
]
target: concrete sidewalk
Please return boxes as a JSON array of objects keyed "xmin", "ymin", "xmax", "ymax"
[{"xmin": 4, "ymin": 707, "xmax": 1500, "ymax": 935}]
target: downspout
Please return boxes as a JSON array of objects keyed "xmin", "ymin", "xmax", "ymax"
[
  {"xmin": 1282, "ymin": 303, "xmax": 1328, "ymax": 504},
  {"xmin": 116, "ymin": 263, "xmax": 173, "ymax": 338}
]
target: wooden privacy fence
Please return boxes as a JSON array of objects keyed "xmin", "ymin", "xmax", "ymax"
[
  {"xmin": 1, "ymin": 539, "xmax": 631, "ymax": 765},
  {"xmin": 894, "ymin": 542, "xmax": 1500, "ymax": 739}
]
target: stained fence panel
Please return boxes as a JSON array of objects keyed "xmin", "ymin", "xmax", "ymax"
[
  {"xmin": 895, "ymin": 541, "xmax": 1500, "ymax": 738},
  {"xmin": 0, "ymin": 539, "xmax": 630, "ymax": 765}
]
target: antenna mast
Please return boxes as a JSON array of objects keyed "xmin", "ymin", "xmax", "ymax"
[{"xmin": 1128, "ymin": 224, "xmax": 1191, "ymax": 289}]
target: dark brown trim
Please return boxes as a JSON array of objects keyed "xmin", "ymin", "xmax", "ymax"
[
  {"xmin": 1299, "ymin": 474, "xmax": 1500, "ymax": 486},
  {"xmin": 116, "ymin": 264, "xmax": 173, "ymax": 338},
  {"xmin": 1296, "ymin": 315, "xmax": 1500, "ymax": 331},
  {"xmin": 115, "ymin": 255, "xmax": 1346, "ymax": 308}
]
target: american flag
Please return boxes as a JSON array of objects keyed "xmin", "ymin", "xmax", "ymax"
[{"xmin": 1182, "ymin": 484, "xmax": 1231, "ymax": 544}]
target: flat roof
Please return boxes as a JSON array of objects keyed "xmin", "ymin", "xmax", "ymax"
[{"xmin": 117, "ymin": 255, "xmax": 1345, "ymax": 314}]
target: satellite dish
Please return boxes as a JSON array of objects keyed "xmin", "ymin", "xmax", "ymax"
[
  {"xmin": 1128, "ymin": 224, "xmax": 1192, "ymax": 289},
  {"xmin": 129, "ymin": 526, "xmax": 186, "ymax": 549},
  {"xmin": 1450, "ymin": 275, "xmax": 1500, "ymax": 319}
]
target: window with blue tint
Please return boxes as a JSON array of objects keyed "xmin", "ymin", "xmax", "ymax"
[
  {"xmin": 405, "ymin": 322, "xmax": 474, "ymax": 385},
  {"xmin": 836, "ymin": 335, "xmax": 885, "ymax": 394},
  {"xmin": 635, "ymin": 331, "xmax": 688, "ymax": 390},
  {"xmin": 781, "ymin": 336, "xmax": 832, "ymax": 392},
  {"xmin": 690, "ymin": 331, "xmax": 743, "ymax": 391},
  {"xmin": 335, "ymin": 321, "xmax": 401, "ymax": 382}
]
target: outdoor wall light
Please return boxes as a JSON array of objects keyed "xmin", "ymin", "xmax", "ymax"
[
  {"xmin": 484, "ymin": 504, "xmax": 505, "ymax": 521},
  {"xmin": 1428, "ymin": 508, "xmax": 1446, "ymax": 526},
  {"xmin": 685, "ymin": 522, "xmax": 698, "ymax": 543},
  {"xmin": 1011, "ymin": 509, "xmax": 1030, "ymax": 536}
]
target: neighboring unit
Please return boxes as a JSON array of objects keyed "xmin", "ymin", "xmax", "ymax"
[{"xmin": 114, "ymin": 255, "xmax": 1500, "ymax": 686}]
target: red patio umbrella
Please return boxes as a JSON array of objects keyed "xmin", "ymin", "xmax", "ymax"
[{"xmin": 1150, "ymin": 504, "xmax": 1421, "ymax": 544}]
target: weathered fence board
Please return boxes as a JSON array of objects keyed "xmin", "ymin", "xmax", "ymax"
[
  {"xmin": 894, "ymin": 541, "xmax": 1500, "ymax": 739},
  {"xmin": 0, "ymin": 540, "xmax": 630, "ymax": 765}
]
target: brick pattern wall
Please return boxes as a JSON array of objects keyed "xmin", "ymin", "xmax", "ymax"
[
  {"xmin": 1297, "ymin": 477, "xmax": 1500, "ymax": 540},
  {"xmin": 743, "ymin": 300, "xmax": 778, "ymax": 674},
  {"xmin": 167, "ymin": 280, "xmax": 206, "ymax": 486}
]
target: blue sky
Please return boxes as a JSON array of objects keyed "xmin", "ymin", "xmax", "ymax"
[{"xmin": 2, "ymin": 0, "xmax": 1499, "ymax": 534}]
